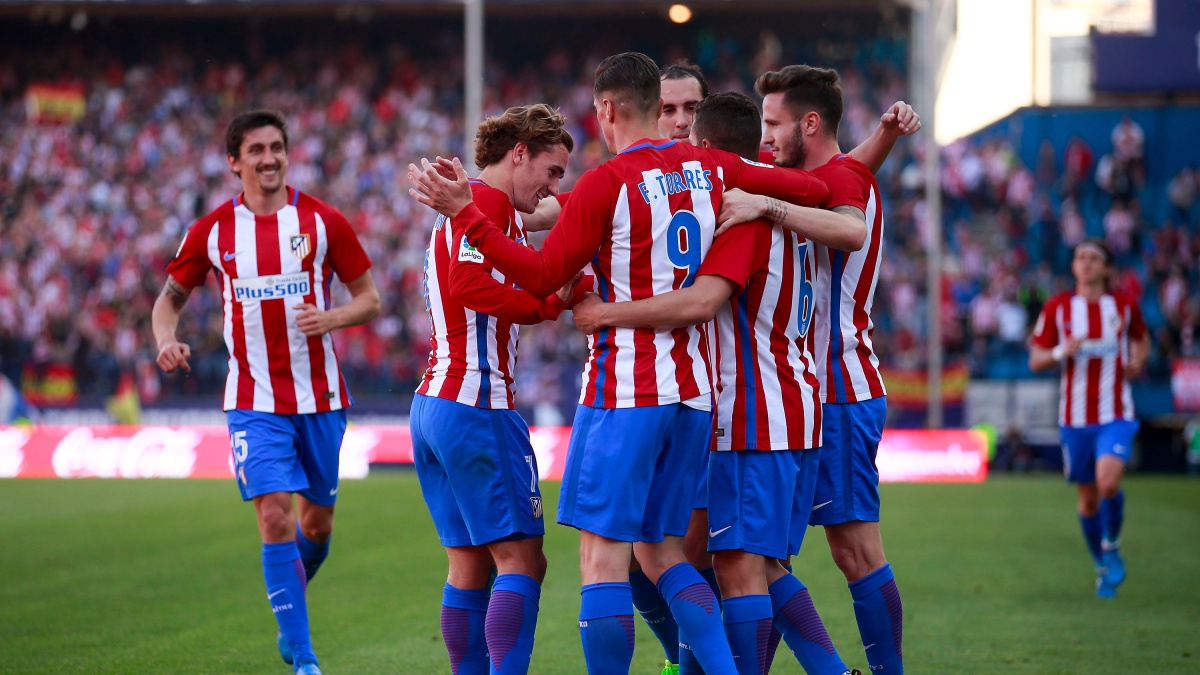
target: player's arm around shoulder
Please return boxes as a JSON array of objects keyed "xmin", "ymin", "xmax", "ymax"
[
  {"xmin": 717, "ymin": 187, "xmax": 866, "ymax": 251},
  {"xmin": 571, "ymin": 275, "xmax": 736, "ymax": 335}
]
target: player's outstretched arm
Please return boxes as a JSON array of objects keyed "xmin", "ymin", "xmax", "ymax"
[
  {"xmin": 294, "ymin": 271, "xmax": 381, "ymax": 337},
  {"xmin": 721, "ymin": 151, "xmax": 830, "ymax": 207},
  {"xmin": 717, "ymin": 188, "xmax": 866, "ymax": 250},
  {"xmin": 153, "ymin": 276, "xmax": 193, "ymax": 374},
  {"xmin": 448, "ymin": 242, "xmax": 581, "ymax": 325},
  {"xmin": 849, "ymin": 101, "xmax": 921, "ymax": 174},
  {"xmin": 571, "ymin": 275, "xmax": 737, "ymax": 334}
]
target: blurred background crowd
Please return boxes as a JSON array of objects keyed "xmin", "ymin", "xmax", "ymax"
[{"xmin": 1, "ymin": 10, "xmax": 1196, "ymax": 425}]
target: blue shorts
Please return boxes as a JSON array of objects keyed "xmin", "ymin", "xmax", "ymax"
[
  {"xmin": 410, "ymin": 394, "xmax": 545, "ymax": 548},
  {"xmin": 1060, "ymin": 420, "xmax": 1138, "ymax": 484},
  {"xmin": 227, "ymin": 409, "xmax": 347, "ymax": 506},
  {"xmin": 707, "ymin": 449, "xmax": 820, "ymax": 560},
  {"xmin": 809, "ymin": 397, "xmax": 887, "ymax": 527},
  {"xmin": 557, "ymin": 404, "xmax": 711, "ymax": 543}
]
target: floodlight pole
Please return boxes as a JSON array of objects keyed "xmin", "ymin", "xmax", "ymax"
[
  {"xmin": 913, "ymin": 0, "xmax": 947, "ymax": 428},
  {"xmin": 464, "ymin": 0, "xmax": 484, "ymax": 170}
]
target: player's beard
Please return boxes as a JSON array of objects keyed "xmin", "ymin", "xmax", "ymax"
[{"xmin": 777, "ymin": 126, "xmax": 807, "ymax": 169}]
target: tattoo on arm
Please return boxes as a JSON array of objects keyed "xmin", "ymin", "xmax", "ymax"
[
  {"xmin": 765, "ymin": 197, "xmax": 789, "ymax": 225},
  {"xmin": 162, "ymin": 277, "xmax": 192, "ymax": 309},
  {"xmin": 831, "ymin": 204, "xmax": 867, "ymax": 223}
]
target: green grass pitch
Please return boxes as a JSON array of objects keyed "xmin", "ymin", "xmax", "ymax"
[{"xmin": 2, "ymin": 473, "xmax": 1197, "ymax": 673}]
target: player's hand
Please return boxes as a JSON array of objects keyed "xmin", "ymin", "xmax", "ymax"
[
  {"xmin": 1124, "ymin": 359, "xmax": 1145, "ymax": 380},
  {"xmin": 716, "ymin": 189, "xmax": 765, "ymax": 236},
  {"xmin": 156, "ymin": 341, "xmax": 192, "ymax": 374},
  {"xmin": 880, "ymin": 101, "xmax": 920, "ymax": 137},
  {"xmin": 294, "ymin": 303, "xmax": 337, "ymax": 336},
  {"xmin": 408, "ymin": 156, "xmax": 473, "ymax": 217},
  {"xmin": 570, "ymin": 293, "xmax": 607, "ymax": 334},
  {"xmin": 1063, "ymin": 336, "xmax": 1083, "ymax": 358},
  {"xmin": 556, "ymin": 271, "xmax": 585, "ymax": 305}
]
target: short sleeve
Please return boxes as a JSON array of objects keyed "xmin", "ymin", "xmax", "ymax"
[
  {"xmin": 821, "ymin": 159, "xmax": 871, "ymax": 212},
  {"xmin": 1125, "ymin": 299, "xmax": 1147, "ymax": 340},
  {"xmin": 1030, "ymin": 300, "xmax": 1060, "ymax": 348},
  {"xmin": 322, "ymin": 208, "xmax": 372, "ymax": 282},
  {"xmin": 165, "ymin": 219, "xmax": 215, "ymax": 289}
]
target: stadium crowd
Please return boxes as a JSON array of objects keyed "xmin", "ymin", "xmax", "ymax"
[{"xmin": 0, "ymin": 15, "xmax": 1194, "ymax": 420}]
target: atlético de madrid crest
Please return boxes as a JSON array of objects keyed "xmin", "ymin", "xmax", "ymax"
[{"xmin": 289, "ymin": 234, "xmax": 311, "ymax": 260}]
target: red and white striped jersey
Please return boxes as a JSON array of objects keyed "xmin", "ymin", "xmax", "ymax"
[
  {"xmin": 167, "ymin": 187, "xmax": 372, "ymax": 414},
  {"xmin": 809, "ymin": 155, "xmax": 887, "ymax": 404},
  {"xmin": 451, "ymin": 139, "xmax": 829, "ymax": 410},
  {"xmin": 701, "ymin": 220, "xmax": 823, "ymax": 451},
  {"xmin": 417, "ymin": 180, "xmax": 570, "ymax": 409},
  {"xmin": 1031, "ymin": 291, "xmax": 1146, "ymax": 427}
]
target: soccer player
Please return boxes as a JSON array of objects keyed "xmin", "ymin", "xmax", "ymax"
[
  {"xmin": 717, "ymin": 66, "xmax": 906, "ymax": 673},
  {"xmin": 153, "ymin": 110, "xmax": 381, "ymax": 675},
  {"xmin": 412, "ymin": 103, "xmax": 583, "ymax": 675},
  {"xmin": 410, "ymin": 52, "xmax": 829, "ymax": 675},
  {"xmin": 571, "ymin": 90, "xmax": 866, "ymax": 675},
  {"xmin": 1029, "ymin": 239, "xmax": 1149, "ymax": 598}
]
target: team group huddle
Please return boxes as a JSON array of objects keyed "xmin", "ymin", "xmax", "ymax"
[{"xmin": 151, "ymin": 46, "xmax": 1148, "ymax": 675}]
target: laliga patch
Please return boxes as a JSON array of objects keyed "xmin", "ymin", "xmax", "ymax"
[
  {"xmin": 530, "ymin": 496, "xmax": 544, "ymax": 520},
  {"xmin": 739, "ymin": 157, "xmax": 773, "ymax": 168},
  {"xmin": 458, "ymin": 238, "xmax": 485, "ymax": 264}
]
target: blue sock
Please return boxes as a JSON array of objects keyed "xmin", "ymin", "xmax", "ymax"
[
  {"xmin": 1100, "ymin": 490, "xmax": 1125, "ymax": 549},
  {"xmin": 579, "ymin": 582, "xmax": 636, "ymax": 674},
  {"xmin": 1079, "ymin": 512, "xmax": 1104, "ymax": 566},
  {"xmin": 681, "ymin": 566, "xmax": 724, "ymax": 673},
  {"xmin": 768, "ymin": 573, "xmax": 847, "ymax": 675},
  {"xmin": 442, "ymin": 584, "xmax": 490, "ymax": 675},
  {"xmin": 262, "ymin": 542, "xmax": 316, "ymax": 666},
  {"xmin": 762, "ymin": 566, "xmax": 790, "ymax": 675},
  {"xmin": 658, "ymin": 563, "xmax": 737, "ymax": 675},
  {"xmin": 295, "ymin": 525, "xmax": 330, "ymax": 583},
  {"xmin": 486, "ymin": 574, "xmax": 541, "ymax": 674},
  {"xmin": 699, "ymin": 566, "xmax": 723, "ymax": 604},
  {"xmin": 630, "ymin": 569, "xmax": 681, "ymax": 663},
  {"xmin": 723, "ymin": 595, "xmax": 773, "ymax": 675},
  {"xmin": 849, "ymin": 564, "xmax": 904, "ymax": 674}
]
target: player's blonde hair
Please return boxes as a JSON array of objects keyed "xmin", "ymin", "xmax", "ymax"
[{"xmin": 473, "ymin": 104, "xmax": 574, "ymax": 169}]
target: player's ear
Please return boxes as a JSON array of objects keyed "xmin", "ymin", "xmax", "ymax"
[
  {"xmin": 227, "ymin": 153, "xmax": 239, "ymax": 177},
  {"xmin": 513, "ymin": 142, "xmax": 528, "ymax": 165},
  {"xmin": 805, "ymin": 111, "xmax": 821, "ymax": 137}
]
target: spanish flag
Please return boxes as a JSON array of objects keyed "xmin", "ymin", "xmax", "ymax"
[{"xmin": 25, "ymin": 83, "xmax": 86, "ymax": 123}]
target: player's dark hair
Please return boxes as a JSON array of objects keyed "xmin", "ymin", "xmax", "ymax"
[
  {"xmin": 661, "ymin": 61, "xmax": 710, "ymax": 99},
  {"xmin": 474, "ymin": 103, "xmax": 575, "ymax": 170},
  {"xmin": 1074, "ymin": 238, "xmax": 1114, "ymax": 266},
  {"xmin": 594, "ymin": 52, "xmax": 661, "ymax": 119},
  {"xmin": 755, "ymin": 65, "xmax": 843, "ymax": 139},
  {"xmin": 692, "ymin": 92, "xmax": 762, "ymax": 161},
  {"xmin": 225, "ymin": 110, "xmax": 289, "ymax": 159}
]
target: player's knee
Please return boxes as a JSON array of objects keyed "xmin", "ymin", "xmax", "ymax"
[
  {"xmin": 300, "ymin": 520, "xmax": 333, "ymax": 545},
  {"xmin": 1096, "ymin": 478, "xmax": 1121, "ymax": 499}
]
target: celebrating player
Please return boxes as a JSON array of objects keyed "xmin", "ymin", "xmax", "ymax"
[
  {"xmin": 153, "ymin": 110, "xmax": 381, "ymax": 675},
  {"xmin": 1029, "ymin": 239, "xmax": 1149, "ymax": 598},
  {"xmin": 718, "ymin": 65, "xmax": 908, "ymax": 673},
  {"xmin": 411, "ymin": 103, "xmax": 584, "ymax": 675},
  {"xmin": 572, "ymin": 90, "xmax": 866, "ymax": 675},
  {"xmin": 410, "ymin": 52, "xmax": 830, "ymax": 675}
]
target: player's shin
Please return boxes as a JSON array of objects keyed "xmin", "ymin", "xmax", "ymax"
[
  {"xmin": 768, "ymin": 573, "xmax": 848, "ymax": 675},
  {"xmin": 442, "ymin": 584, "xmax": 490, "ymax": 675},
  {"xmin": 485, "ymin": 574, "xmax": 541, "ymax": 674},
  {"xmin": 631, "ymin": 568, "xmax": 682, "ymax": 663},
  {"xmin": 262, "ymin": 542, "xmax": 317, "ymax": 666},
  {"xmin": 579, "ymin": 582, "xmax": 637, "ymax": 674},
  {"xmin": 722, "ymin": 595, "xmax": 774, "ymax": 675},
  {"xmin": 848, "ymin": 563, "xmax": 903, "ymax": 674},
  {"xmin": 658, "ymin": 563, "xmax": 738, "ymax": 674}
]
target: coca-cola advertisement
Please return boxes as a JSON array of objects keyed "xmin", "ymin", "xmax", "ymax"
[{"xmin": 1, "ymin": 424, "xmax": 987, "ymax": 483}]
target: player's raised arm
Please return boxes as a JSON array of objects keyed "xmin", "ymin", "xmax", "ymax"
[
  {"xmin": 716, "ymin": 148, "xmax": 829, "ymax": 207},
  {"xmin": 848, "ymin": 100, "xmax": 921, "ymax": 174},
  {"xmin": 447, "ymin": 229, "xmax": 581, "ymax": 325}
]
